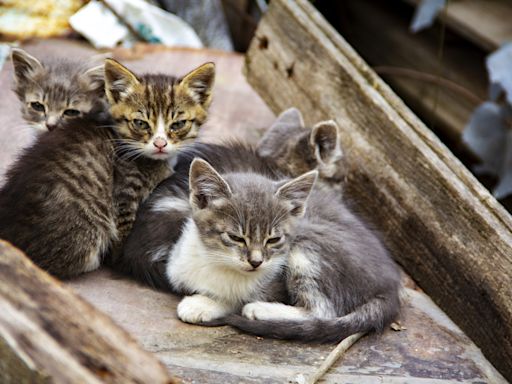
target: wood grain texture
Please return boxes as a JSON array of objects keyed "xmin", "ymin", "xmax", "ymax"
[
  {"xmin": 244, "ymin": 0, "xmax": 512, "ymax": 380},
  {"xmin": 0, "ymin": 241, "xmax": 176, "ymax": 384}
]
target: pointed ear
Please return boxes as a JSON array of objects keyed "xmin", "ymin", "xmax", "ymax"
[
  {"xmin": 258, "ymin": 108, "xmax": 305, "ymax": 158},
  {"xmin": 276, "ymin": 171, "xmax": 318, "ymax": 217},
  {"xmin": 189, "ymin": 158, "xmax": 231, "ymax": 210},
  {"xmin": 179, "ymin": 62, "xmax": 215, "ymax": 107},
  {"xmin": 80, "ymin": 64, "xmax": 105, "ymax": 94},
  {"xmin": 104, "ymin": 59, "xmax": 140, "ymax": 103},
  {"xmin": 310, "ymin": 120, "xmax": 343, "ymax": 165},
  {"xmin": 11, "ymin": 48, "xmax": 44, "ymax": 83}
]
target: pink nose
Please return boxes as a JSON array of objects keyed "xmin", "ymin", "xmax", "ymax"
[{"xmin": 153, "ymin": 137, "xmax": 168, "ymax": 149}]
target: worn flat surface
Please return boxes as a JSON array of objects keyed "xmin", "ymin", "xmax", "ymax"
[{"xmin": 0, "ymin": 39, "xmax": 506, "ymax": 383}]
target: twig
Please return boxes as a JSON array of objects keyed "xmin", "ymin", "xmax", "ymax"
[
  {"xmin": 373, "ymin": 66, "xmax": 484, "ymax": 106},
  {"xmin": 98, "ymin": 0, "xmax": 147, "ymax": 42},
  {"xmin": 295, "ymin": 332, "xmax": 365, "ymax": 384}
]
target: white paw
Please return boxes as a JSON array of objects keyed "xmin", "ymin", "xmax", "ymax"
[
  {"xmin": 177, "ymin": 294, "xmax": 230, "ymax": 324},
  {"xmin": 242, "ymin": 302, "xmax": 278, "ymax": 320},
  {"xmin": 242, "ymin": 302, "xmax": 309, "ymax": 321}
]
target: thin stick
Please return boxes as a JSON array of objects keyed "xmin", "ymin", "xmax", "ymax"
[
  {"xmin": 304, "ymin": 332, "xmax": 365, "ymax": 384},
  {"xmin": 373, "ymin": 66, "xmax": 483, "ymax": 106}
]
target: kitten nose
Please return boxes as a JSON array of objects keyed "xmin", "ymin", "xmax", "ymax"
[
  {"xmin": 153, "ymin": 137, "xmax": 168, "ymax": 149},
  {"xmin": 249, "ymin": 259, "xmax": 262, "ymax": 269},
  {"xmin": 249, "ymin": 250, "xmax": 263, "ymax": 269},
  {"xmin": 46, "ymin": 123, "xmax": 57, "ymax": 131}
]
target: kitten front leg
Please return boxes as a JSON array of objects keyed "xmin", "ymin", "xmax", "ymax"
[
  {"xmin": 242, "ymin": 302, "xmax": 311, "ymax": 321},
  {"xmin": 177, "ymin": 294, "xmax": 234, "ymax": 324}
]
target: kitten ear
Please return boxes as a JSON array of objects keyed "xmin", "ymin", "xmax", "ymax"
[
  {"xmin": 310, "ymin": 120, "xmax": 343, "ymax": 170},
  {"xmin": 179, "ymin": 62, "xmax": 215, "ymax": 107},
  {"xmin": 189, "ymin": 158, "xmax": 231, "ymax": 210},
  {"xmin": 257, "ymin": 108, "xmax": 305, "ymax": 158},
  {"xmin": 104, "ymin": 59, "xmax": 140, "ymax": 103},
  {"xmin": 11, "ymin": 48, "xmax": 44, "ymax": 83},
  {"xmin": 80, "ymin": 64, "xmax": 105, "ymax": 94},
  {"xmin": 276, "ymin": 171, "xmax": 318, "ymax": 217}
]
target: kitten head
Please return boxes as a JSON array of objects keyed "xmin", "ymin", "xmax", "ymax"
[
  {"xmin": 11, "ymin": 48, "xmax": 105, "ymax": 133},
  {"xmin": 104, "ymin": 59, "xmax": 215, "ymax": 160},
  {"xmin": 189, "ymin": 158, "xmax": 317, "ymax": 273},
  {"xmin": 258, "ymin": 108, "xmax": 345, "ymax": 186}
]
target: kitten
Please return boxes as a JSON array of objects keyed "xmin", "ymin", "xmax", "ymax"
[
  {"xmin": 164, "ymin": 159, "xmax": 401, "ymax": 342},
  {"xmin": 11, "ymin": 48, "xmax": 106, "ymax": 133},
  {"xmin": 0, "ymin": 59, "xmax": 215, "ymax": 278},
  {"xmin": 120, "ymin": 109, "xmax": 343, "ymax": 289},
  {"xmin": 257, "ymin": 108, "xmax": 346, "ymax": 192}
]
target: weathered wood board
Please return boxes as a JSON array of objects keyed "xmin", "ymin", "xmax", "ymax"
[
  {"xmin": 244, "ymin": 0, "xmax": 512, "ymax": 381},
  {"xmin": 0, "ymin": 242, "xmax": 175, "ymax": 384}
]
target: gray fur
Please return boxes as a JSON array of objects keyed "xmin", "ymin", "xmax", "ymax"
[
  {"xmin": 123, "ymin": 154, "xmax": 400, "ymax": 342},
  {"xmin": 11, "ymin": 48, "xmax": 107, "ymax": 132}
]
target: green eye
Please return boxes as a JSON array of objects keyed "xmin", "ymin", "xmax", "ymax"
[
  {"xmin": 170, "ymin": 120, "xmax": 187, "ymax": 131},
  {"xmin": 266, "ymin": 236, "xmax": 282, "ymax": 245},
  {"xmin": 133, "ymin": 119, "xmax": 149, "ymax": 130},
  {"xmin": 63, "ymin": 109, "xmax": 80, "ymax": 117},
  {"xmin": 228, "ymin": 234, "xmax": 246, "ymax": 244},
  {"xmin": 30, "ymin": 102, "xmax": 45, "ymax": 112}
]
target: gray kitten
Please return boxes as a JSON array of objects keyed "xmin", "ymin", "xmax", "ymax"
[
  {"xmin": 11, "ymin": 48, "xmax": 106, "ymax": 133},
  {"xmin": 162, "ymin": 159, "xmax": 401, "ymax": 342},
  {"xmin": 120, "ymin": 109, "xmax": 344, "ymax": 289}
]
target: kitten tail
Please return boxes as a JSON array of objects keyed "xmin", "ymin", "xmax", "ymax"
[{"xmin": 223, "ymin": 294, "xmax": 400, "ymax": 343}]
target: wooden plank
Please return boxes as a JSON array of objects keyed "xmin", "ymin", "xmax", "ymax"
[
  {"xmin": 0, "ymin": 241, "xmax": 176, "ymax": 384},
  {"xmin": 328, "ymin": 0, "xmax": 487, "ymax": 147},
  {"xmin": 404, "ymin": 0, "xmax": 512, "ymax": 51},
  {"xmin": 244, "ymin": 0, "xmax": 512, "ymax": 380}
]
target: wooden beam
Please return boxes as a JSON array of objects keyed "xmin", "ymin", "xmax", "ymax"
[
  {"xmin": 329, "ymin": 0, "xmax": 487, "ymax": 148},
  {"xmin": 244, "ymin": 0, "xmax": 512, "ymax": 380},
  {"xmin": 0, "ymin": 241, "xmax": 176, "ymax": 384},
  {"xmin": 404, "ymin": 0, "xmax": 512, "ymax": 51}
]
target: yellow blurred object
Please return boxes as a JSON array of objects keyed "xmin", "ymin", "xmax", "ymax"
[{"xmin": 0, "ymin": 0, "xmax": 86, "ymax": 40}]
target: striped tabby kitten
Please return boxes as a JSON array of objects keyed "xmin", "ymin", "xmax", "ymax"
[
  {"xmin": 120, "ymin": 109, "xmax": 343, "ymax": 289},
  {"xmin": 11, "ymin": 48, "xmax": 106, "ymax": 133},
  {"xmin": 0, "ymin": 59, "xmax": 215, "ymax": 278},
  {"xmin": 149, "ymin": 159, "xmax": 401, "ymax": 342}
]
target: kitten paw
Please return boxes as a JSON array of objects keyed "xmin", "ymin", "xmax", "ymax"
[
  {"xmin": 177, "ymin": 294, "xmax": 230, "ymax": 324},
  {"xmin": 242, "ymin": 302, "xmax": 309, "ymax": 321}
]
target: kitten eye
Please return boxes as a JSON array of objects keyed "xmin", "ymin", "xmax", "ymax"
[
  {"xmin": 30, "ymin": 102, "xmax": 45, "ymax": 112},
  {"xmin": 266, "ymin": 236, "xmax": 282, "ymax": 245},
  {"xmin": 63, "ymin": 109, "xmax": 80, "ymax": 117},
  {"xmin": 170, "ymin": 120, "xmax": 187, "ymax": 131},
  {"xmin": 133, "ymin": 119, "xmax": 150, "ymax": 130},
  {"xmin": 227, "ymin": 234, "xmax": 246, "ymax": 244}
]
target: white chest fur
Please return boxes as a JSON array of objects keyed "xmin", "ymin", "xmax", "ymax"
[{"xmin": 166, "ymin": 219, "xmax": 272, "ymax": 307}]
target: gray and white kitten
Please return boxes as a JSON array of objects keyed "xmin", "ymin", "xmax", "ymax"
[
  {"xmin": 120, "ymin": 109, "xmax": 344, "ymax": 289},
  {"xmin": 11, "ymin": 48, "xmax": 106, "ymax": 133},
  {"xmin": 159, "ymin": 159, "xmax": 401, "ymax": 342}
]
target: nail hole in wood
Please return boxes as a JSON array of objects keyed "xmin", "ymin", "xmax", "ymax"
[
  {"xmin": 286, "ymin": 62, "xmax": 295, "ymax": 78},
  {"xmin": 259, "ymin": 36, "xmax": 269, "ymax": 49}
]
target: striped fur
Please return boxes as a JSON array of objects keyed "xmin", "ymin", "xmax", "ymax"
[
  {"xmin": 0, "ymin": 61, "xmax": 215, "ymax": 278},
  {"xmin": 11, "ymin": 48, "xmax": 106, "ymax": 133}
]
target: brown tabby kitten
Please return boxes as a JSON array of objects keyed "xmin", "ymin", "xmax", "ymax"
[
  {"xmin": 11, "ymin": 48, "xmax": 106, "ymax": 133},
  {"xmin": 0, "ymin": 59, "xmax": 215, "ymax": 278}
]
